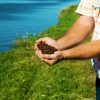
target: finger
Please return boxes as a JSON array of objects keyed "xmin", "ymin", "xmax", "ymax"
[
  {"xmin": 39, "ymin": 50, "xmax": 44, "ymax": 56},
  {"xmin": 34, "ymin": 42, "xmax": 43, "ymax": 51},
  {"xmin": 42, "ymin": 37, "xmax": 56, "ymax": 46},
  {"xmin": 42, "ymin": 54, "xmax": 56, "ymax": 60},
  {"xmin": 43, "ymin": 59, "xmax": 56, "ymax": 66},
  {"xmin": 42, "ymin": 51, "xmax": 61, "ymax": 59},
  {"xmin": 36, "ymin": 37, "xmax": 48, "ymax": 43},
  {"xmin": 54, "ymin": 51, "xmax": 61, "ymax": 55},
  {"xmin": 35, "ymin": 50, "xmax": 41, "ymax": 58},
  {"xmin": 36, "ymin": 38, "xmax": 43, "ymax": 43}
]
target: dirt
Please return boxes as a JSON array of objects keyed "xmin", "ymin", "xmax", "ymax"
[{"xmin": 37, "ymin": 41, "xmax": 58, "ymax": 54}]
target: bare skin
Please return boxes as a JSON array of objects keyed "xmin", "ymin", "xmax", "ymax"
[
  {"xmin": 56, "ymin": 15, "xmax": 94, "ymax": 50},
  {"xmin": 42, "ymin": 40, "xmax": 100, "ymax": 65},
  {"xmin": 35, "ymin": 15, "xmax": 99, "ymax": 65}
]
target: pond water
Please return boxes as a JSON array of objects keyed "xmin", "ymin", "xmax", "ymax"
[{"xmin": 0, "ymin": 0, "xmax": 79, "ymax": 52}]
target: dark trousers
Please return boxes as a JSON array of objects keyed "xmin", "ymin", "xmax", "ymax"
[{"xmin": 96, "ymin": 77, "xmax": 100, "ymax": 100}]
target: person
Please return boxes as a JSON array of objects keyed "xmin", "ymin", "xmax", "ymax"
[{"xmin": 35, "ymin": 0, "xmax": 100, "ymax": 99}]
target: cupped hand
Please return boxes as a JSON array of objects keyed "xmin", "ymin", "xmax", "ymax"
[
  {"xmin": 35, "ymin": 37, "xmax": 59, "ymax": 60},
  {"xmin": 35, "ymin": 37, "xmax": 59, "ymax": 51},
  {"xmin": 41, "ymin": 51, "xmax": 63, "ymax": 65}
]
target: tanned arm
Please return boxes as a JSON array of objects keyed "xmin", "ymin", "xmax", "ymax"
[
  {"xmin": 57, "ymin": 15, "xmax": 94, "ymax": 50},
  {"xmin": 62, "ymin": 40, "xmax": 100, "ymax": 59}
]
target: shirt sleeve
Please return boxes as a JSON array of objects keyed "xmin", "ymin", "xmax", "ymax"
[{"xmin": 76, "ymin": 0, "xmax": 94, "ymax": 17}]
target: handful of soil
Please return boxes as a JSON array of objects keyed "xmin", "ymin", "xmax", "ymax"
[{"xmin": 37, "ymin": 41, "xmax": 58, "ymax": 54}]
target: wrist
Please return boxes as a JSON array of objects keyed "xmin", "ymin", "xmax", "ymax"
[
  {"xmin": 61, "ymin": 50, "xmax": 70, "ymax": 60},
  {"xmin": 56, "ymin": 40, "xmax": 65, "ymax": 50},
  {"xmin": 56, "ymin": 40, "xmax": 61, "ymax": 50}
]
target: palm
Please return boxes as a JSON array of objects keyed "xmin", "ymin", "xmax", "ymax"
[{"xmin": 35, "ymin": 37, "xmax": 62, "ymax": 65}]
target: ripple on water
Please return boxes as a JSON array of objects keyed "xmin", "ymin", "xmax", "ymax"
[{"xmin": 0, "ymin": 0, "xmax": 79, "ymax": 52}]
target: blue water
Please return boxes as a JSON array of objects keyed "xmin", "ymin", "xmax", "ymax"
[{"xmin": 0, "ymin": 0, "xmax": 79, "ymax": 52}]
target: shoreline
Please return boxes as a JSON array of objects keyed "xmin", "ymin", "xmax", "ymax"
[
  {"xmin": 0, "ymin": 0, "xmax": 79, "ymax": 52},
  {"xmin": 0, "ymin": 5, "xmax": 78, "ymax": 54}
]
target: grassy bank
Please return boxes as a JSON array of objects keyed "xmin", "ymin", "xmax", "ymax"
[{"xmin": 0, "ymin": 5, "xmax": 95, "ymax": 100}]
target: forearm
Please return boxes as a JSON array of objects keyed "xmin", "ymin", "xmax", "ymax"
[
  {"xmin": 57, "ymin": 16, "xmax": 94, "ymax": 50},
  {"xmin": 62, "ymin": 40, "xmax": 100, "ymax": 59}
]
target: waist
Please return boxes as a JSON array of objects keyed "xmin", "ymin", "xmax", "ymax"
[
  {"xmin": 92, "ymin": 57, "xmax": 100, "ymax": 78},
  {"xmin": 93, "ymin": 57, "xmax": 100, "ymax": 66}
]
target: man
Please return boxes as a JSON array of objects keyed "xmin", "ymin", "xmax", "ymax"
[{"xmin": 35, "ymin": 0, "xmax": 100, "ymax": 99}]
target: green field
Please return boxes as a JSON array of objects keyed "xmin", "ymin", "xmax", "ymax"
[{"xmin": 0, "ymin": 6, "xmax": 96, "ymax": 100}]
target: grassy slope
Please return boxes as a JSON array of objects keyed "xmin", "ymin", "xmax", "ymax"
[{"xmin": 0, "ymin": 6, "xmax": 95, "ymax": 100}]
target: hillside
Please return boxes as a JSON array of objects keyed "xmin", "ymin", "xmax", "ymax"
[{"xmin": 0, "ymin": 5, "xmax": 95, "ymax": 100}]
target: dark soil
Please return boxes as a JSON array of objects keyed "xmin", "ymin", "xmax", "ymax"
[{"xmin": 37, "ymin": 41, "xmax": 58, "ymax": 54}]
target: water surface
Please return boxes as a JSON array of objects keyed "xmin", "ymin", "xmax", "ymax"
[{"xmin": 0, "ymin": 0, "xmax": 79, "ymax": 52}]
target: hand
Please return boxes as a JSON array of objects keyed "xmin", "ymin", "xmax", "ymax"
[
  {"xmin": 35, "ymin": 37, "xmax": 59, "ymax": 60},
  {"xmin": 41, "ymin": 51, "xmax": 63, "ymax": 65},
  {"xmin": 35, "ymin": 37, "xmax": 58, "ymax": 51}
]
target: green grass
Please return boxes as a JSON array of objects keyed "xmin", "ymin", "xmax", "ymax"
[{"xmin": 0, "ymin": 5, "xmax": 96, "ymax": 100}]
